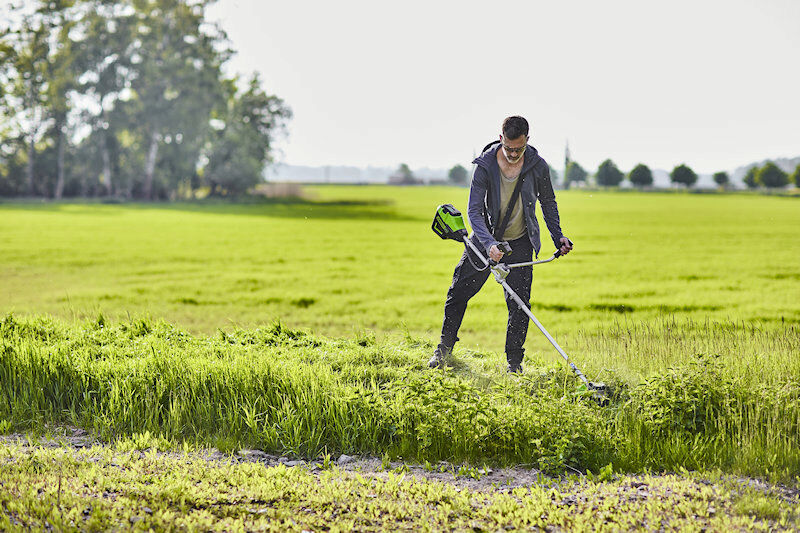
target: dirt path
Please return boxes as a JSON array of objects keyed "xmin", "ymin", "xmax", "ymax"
[{"xmin": 2, "ymin": 426, "xmax": 798, "ymax": 501}]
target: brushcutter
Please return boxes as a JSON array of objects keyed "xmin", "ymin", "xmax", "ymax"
[{"xmin": 432, "ymin": 204, "xmax": 608, "ymax": 403}]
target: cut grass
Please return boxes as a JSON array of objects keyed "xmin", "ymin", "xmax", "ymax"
[{"xmin": 1, "ymin": 189, "xmax": 798, "ymax": 353}]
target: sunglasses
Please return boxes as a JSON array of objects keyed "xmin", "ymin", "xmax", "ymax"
[{"xmin": 502, "ymin": 144, "xmax": 526, "ymax": 155}]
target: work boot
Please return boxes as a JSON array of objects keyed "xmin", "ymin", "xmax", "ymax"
[
  {"xmin": 507, "ymin": 362, "xmax": 523, "ymax": 374},
  {"xmin": 428, "ymin": 343, "xmax": 453, "ymax": 368}
]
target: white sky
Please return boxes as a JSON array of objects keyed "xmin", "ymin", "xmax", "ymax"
[{"xmin": 209, "ymin": 0, "xmax": 800, "ymax": 173}]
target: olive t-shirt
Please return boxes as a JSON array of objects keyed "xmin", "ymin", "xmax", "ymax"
[{"xmin": 498, "ymin": 169, "xmax": 526, "ymax": 240}]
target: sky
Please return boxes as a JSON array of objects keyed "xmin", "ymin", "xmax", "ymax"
[{"xmin": 207, "ymin": 0, "xmax": 800, "ymax": 173}]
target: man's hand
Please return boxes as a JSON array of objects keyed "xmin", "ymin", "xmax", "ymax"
[
  {"xmin": 488, "ymin": 244, "xmax": 504, "ymax": 262},
  {"xmin": 558, "ymin": 237, "xmax": 573, "ymax": 255}
]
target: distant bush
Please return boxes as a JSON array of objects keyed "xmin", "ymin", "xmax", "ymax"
[
  {"xmin": 670, "ymin": 164, "xmax": 698, "ymax": 187},
  {"xmin": 743, "ymin": 167, "xmax": 759, "ymax": 189},
  {"xmin": 596, "ymin": 159, "xmax": 624, "ymax": 187},
  {"xmin": 713, "ymin": 171, "xmax": 729, "ymax": 187},
  {"xmin": 565, "ymin": 161, "xmax": 588, "ymax": 187},
  {"xmin": 757, "ymin": 162, "xmax": 789, "ymax": 188},
  {"xmin": 791, "ymin": 164, "xmax": 800, "ymax": 188},
  {"xmin": 628, "ymin": 164, "xmax": 653, "ymax": 188},
  {"xmin": 448, "ymin": 164, "xmax": 468, "ymax": 185}
]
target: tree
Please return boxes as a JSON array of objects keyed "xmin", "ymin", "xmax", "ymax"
[
  {"xmin": 712, "ymin": 171, "xmax": 729, "ymax": 188},
  {"xmin": 70, "ymin": 0, "xmax": 139, "ymax": 196},
  {"xmin": 0, "ymin": 0, "xmax": 290, "ymax": 200},
  {"xmin": 125, "ymin": 0, "xmax": 230, "ymax": 199},
  {"xmin": 756, "ymin": 162, "xmax": 788, "ymax": 188},
  {"xmin": 392, "ymin": 163, "xmax": 417, "ymax": 185},
  {"xmin": 670, "ymin": 164, "xmax": 697, "ymax": 187},
  {"xmin": 595, "ymin": 159, "xmax": 624, "ymax": 186},
  {"xmin": 628, "ymin": 163, "xmax": 653, "ymax": 188},
  {"xmin": 1, "ymin": 3, "xmax": 54, "ymax": 196},
  {"xmin": 204, "ymin": 74, "xmax": 291, "ymax": 196},
  {"xmin": 743, "ymin": 166, "xmax": 759, "ymax": 189},
  {"xmin": 44, "ymin": 2, "xmax": 81, "ymax": 200},
  {"xmin": 448, "ymin": 164, "xmax": 468, "ymax": 185},
  {"xmin": 790, "ymin": 164, "xmax": 800, "ymax": 188},
  {"xmin": 564, "ymin": 161, "xmax": 587, "ymax": 187}
]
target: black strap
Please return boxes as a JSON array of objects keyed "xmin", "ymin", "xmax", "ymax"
[
  {"xmin": 493, "ymin": 173, "xmax": 525, "ymax": 240},
  {"xmin": 481, "ymin": 140, "xmax": 500, "ymax": 153}
]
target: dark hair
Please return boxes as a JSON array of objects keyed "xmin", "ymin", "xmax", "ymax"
[{"xmin": 502, "ymin": 116, "xmax": 529, "ymax": 140}]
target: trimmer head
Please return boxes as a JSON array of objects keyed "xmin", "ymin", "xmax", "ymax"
[
  {"xmin": 577, "ymin": 381, "xmax": 610, "ymax": 406},
  {"xmin": 432, "ymin": 204, "xmax": 468, "ymax": 241},
  {"xmin": 589, "ymin": 382, "xmax": 610, "ymax": 405}
]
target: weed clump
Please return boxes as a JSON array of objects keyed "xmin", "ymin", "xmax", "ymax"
[{"xmin": 626, "ymin": 354, "xmax": 737, "ymax": 437}]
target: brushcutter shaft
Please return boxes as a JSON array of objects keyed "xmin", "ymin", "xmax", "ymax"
[
  {"xmin": 463, "ymin": 236, "xmax": 490, "ymax": 267},
  {"xmin": 497, "ymin": 279, "xmax": 591, "ymax": 388},
  {"xmin": 462, "ymin": 234, "xmax": 591, "ymax": 388}
]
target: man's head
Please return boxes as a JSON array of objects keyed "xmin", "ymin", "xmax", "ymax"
[{"xmin": 500, "ymin": 116, "xmax": 529, "ymax": 164}]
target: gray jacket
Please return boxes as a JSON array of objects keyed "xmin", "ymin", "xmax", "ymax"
[{"xmin": 468, "ymin": 141, "xmax": 564, "ymax": 258}]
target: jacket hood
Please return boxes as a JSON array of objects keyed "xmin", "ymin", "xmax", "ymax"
[{"xmin": 472, "ymin": 141, "xmax": 542, "ymax": 174}]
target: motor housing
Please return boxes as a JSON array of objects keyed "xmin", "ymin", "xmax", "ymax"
[{"xmin": 432, "ymin": 204, "xmax": 468, "ymax": 241}]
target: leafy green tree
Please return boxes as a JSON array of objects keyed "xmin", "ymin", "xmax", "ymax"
[
  {"xmin": 448, "ymin": 164, "xmax": 468, "ymax": 185},
  {"xmin": 756, "ymin": 162, "xmax": 788, "ymax": 188},
  {"xmin": 564, "ymin": 161, "xmax": 587, "ymax": 187},
  {"xmin": 628, "ymin": 163, "xmax": 653, "ymax": 188},
  {"xmin": 790, "ymin": 164, "xmax": 800, "ymax": 188},
  {"xmin": 670, "ymin": 164, "xmax": 697, "ymax": 187},
  {"xmin": 204, "ymin": 75, "xmax": 291, "ymax": 196},
  {"xmin": 742, "ymin": 166, "xmax": 759, "ymax": 189},
  {"xmin": 595, "ymin": 159, "xmax": 624, "ymax": 186},
  {"xmin": 69, "ymin": 0, "xmax": 139, "ymax": 196},
  {"xmin": 125, "ymin": 0, "xmax": 230, "ymax": 199},
  {"xmin": 0, "ymin": 0, "xmax": 289, "ymax": 200},
  {"xmin": 45, "ymin": 2, "xmax": 81, "ymax": 199},
  {"xmin": 712, "ymin": 171, "xmax": 729, "ymax": 188},
  {"xmin": 1, "ymin": 5, "xmax": 53, "ymax": 196}
]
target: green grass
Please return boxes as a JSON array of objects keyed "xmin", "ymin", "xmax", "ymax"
[
  {"xmin": 0, "ymin": 188, "xmax": 799, "ymax": 484},
  {"xmin": 1, "ymin": 188, "xmax": 798, "ymax": 354},
  {"xmin": 1, "ymin": 442, "xmax": 797, "ymax": 532},
  {"xmin": 1, "ymin": 314, "xmax": 798, "ymax": 481}
]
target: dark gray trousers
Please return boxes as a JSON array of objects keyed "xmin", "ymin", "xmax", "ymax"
[{"xmin": 439, "ymin": 235, "xmax": 533, "ymax": 365}]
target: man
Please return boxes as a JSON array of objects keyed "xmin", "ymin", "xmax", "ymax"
[{"xmin": 429, "ymin": 116, "xmax": 572, "ymax": 373}]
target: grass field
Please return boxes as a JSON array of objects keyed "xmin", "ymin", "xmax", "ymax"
[
  {"xmin": 1, "ymin": 187, "xmax": 799, "ymax": 351},
  {"xmin": 1, "ymin": 188, "xmax": 799, "ymax": 528}
]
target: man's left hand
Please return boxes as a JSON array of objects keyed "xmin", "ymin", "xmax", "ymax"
[{"xmin": 559, "ymin": 237, "xmax": 573, "ymax": 255}]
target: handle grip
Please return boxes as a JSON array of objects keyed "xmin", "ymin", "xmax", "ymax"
[
  {"xmin": 554, "ymin": 238, "xmax": 574, "ymax": 258},
  {"xmin": 498, "ymin": 241, "xmax": 513, "ymax": 256}
]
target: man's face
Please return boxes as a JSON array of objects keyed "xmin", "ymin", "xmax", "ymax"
[{"xmin": 500, "ymin": 134, "xmax": 528, "ymax": 164}]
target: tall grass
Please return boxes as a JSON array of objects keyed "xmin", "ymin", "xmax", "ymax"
[{"xmin": 2, "ymin": 313, "xmax": 798, "ymax": 481}]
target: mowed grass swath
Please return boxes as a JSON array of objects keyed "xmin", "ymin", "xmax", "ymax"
[
  {"xmin": 0, "ymin": 188, "xmax": 798, "ymax": 351},
  {"xmin": 1, "ymin": 188, "xmax": 799, "ymax": 481}
]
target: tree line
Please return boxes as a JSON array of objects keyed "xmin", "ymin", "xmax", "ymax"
[
  {"xmin": 562, "ymin": 159, "xmax": 800, "ymax": 190},
  {"xmin": 0, "ymin": 0, "xmax": 291, "ymax": 200},
  {"xmin": 442, "ymin": 158, "xmax": 800, "ymax": 190}
]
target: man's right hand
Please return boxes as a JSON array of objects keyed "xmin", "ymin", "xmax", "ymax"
[{"xmin": 488, "ymin": 245, "xmax": 504, "ymax": 262}]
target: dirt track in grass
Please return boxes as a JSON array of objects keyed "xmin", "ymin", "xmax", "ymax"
[{"xmin": 2, "ymin": 427, "xmax": 799, "ymax": 532}]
